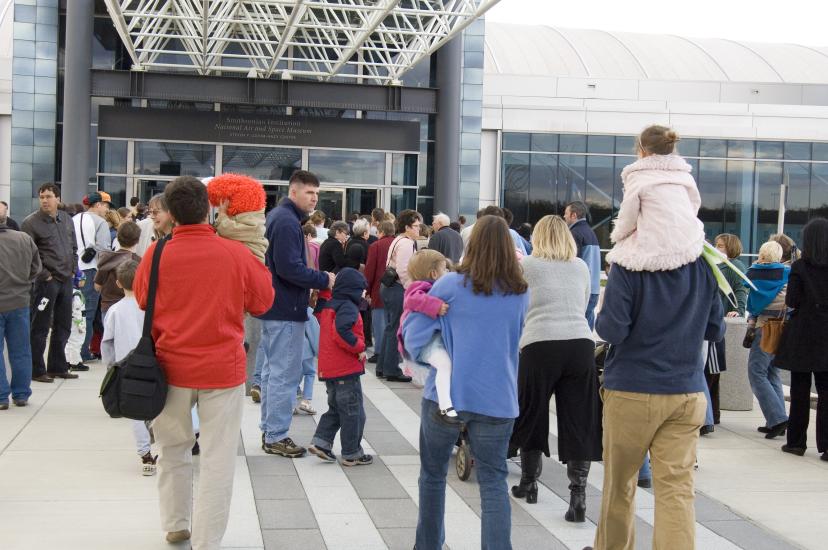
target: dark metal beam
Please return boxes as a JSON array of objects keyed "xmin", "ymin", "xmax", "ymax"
[{"xmin": 91, "ymin": 70, "xmax": 438, "ymax": 114}]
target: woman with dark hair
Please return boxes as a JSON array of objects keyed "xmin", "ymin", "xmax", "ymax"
[
  {"xmin": 774, "ymin": 218, "xmax": 828, "ymax": 461},
  {"xmin": 377, "ymin": 209, "xmax": 421, "ymax": 382},
  {"xmin": 318, "ymin": 221, "xmax": 355, "ymax": 274},
  {"xmin": 403, "ymin": 215, "xmax": 529, "ymax": 550}
]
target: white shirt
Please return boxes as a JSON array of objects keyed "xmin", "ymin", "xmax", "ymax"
[
  {"xmin": 73, "ymin": 211, "xmax": 111, "ymax": 270},
  {"xmin": 101, "ymin": 296, "xmax": 145, "ymax": 365}
]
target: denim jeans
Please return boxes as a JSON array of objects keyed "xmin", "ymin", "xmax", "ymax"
[
  {"xmin": 80, "ymin": 268, "xmax": 100, "ymax": 360},
  {"xmin": 311, "ymin": 377, "xmax": 366, "ymax": 459},
  {"xmin": 252, "ymin": 337, "xmax": 266, "ymax": 388},
  {"xmin": 748, "ymin": 327, "xmax": 788, "ymax": 428},
  {"xmin": 371, "ymin": 307, "xmax": 386, "ymax": 359},
  {"xmin": 300, "ymin": 357, "xmax": 316, "ymax": 400},
  {"xmin": 585, "ymin": 292, "xmax": 600, "ymax": 331},
  {"xmin": 416, "ymin": 398, "xmax": 514, "ymax": 550},
  {"xmin": 639, "ymin": 453, "xmax": 651, "ymax": 481},
  {"xmin": 378, "ymin": 283, "xmax": 404, "ymax": 377},
  {"xmin": 0, "ymin": 307, "xmax": 33, "ymax": 402},
  {"xmin": 702, "ymin": 376, "xmax": 714, "ymax": 427},
  {"xmin": 259, "ymin": 320, "xmax": 305, "ymax": 444}
]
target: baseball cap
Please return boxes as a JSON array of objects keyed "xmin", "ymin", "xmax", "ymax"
[{"xmin": 84, "ymin": 191, "xmax": 112, "ymax": 206}]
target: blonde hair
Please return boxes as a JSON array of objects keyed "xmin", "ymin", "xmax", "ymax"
[
  {"xmin": 104, "ymin": 209, "xmax": 122, "ymax": 229},
  {"xmin": 758, "ymin": 241, "xmax": 783, "ymax": 264},
  {"xmin": 768, "ymin": 233, "xmax": 799, "ymax": 263},
  {"xmin": 638, "ymin": 125, "xmax": 679, "ymax": 156},
  {"xmin": 531, "ymin": 215, "xmax": 577, "ymax": 261},
  {"xmin": 408, "ymin": 249, "xmax": 449, "ymax": 282}
]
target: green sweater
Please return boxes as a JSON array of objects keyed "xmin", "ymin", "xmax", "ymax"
[{"xmin": 721, "ymin": 258, "xmax": 748, "ymax": 315}]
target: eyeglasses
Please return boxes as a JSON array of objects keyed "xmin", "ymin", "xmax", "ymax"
[{"xmin": 149, "ymin": 209, "xmax": 161, "ymax": 216}]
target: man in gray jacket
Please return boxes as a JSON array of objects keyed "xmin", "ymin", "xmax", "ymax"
[
  {"xmin": 427, "ymin": 212, "xmax": 463, "ymax": 264},
  {"xmin": 0, "ymin": 213, "xmax": 41, "ymax": 407},
  {"xmin": 73, "ymin": 191, "xmax": 112, "ymax": 362},
  {"xmin": 22, "ymin": 183, "xmax": 79, "ymax": 382}
]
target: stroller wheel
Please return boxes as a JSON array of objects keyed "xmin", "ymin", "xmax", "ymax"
[{"xmin": 456, "ymin": 439, "xmax": 473, "ymax": 481}]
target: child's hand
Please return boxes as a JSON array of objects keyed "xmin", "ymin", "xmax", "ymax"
[
  {"xmin": 218, "ymin": 199, "xmax": 229, "ymax": 216},
  {"xmin": 438, "ymin": 303, "xmax": 449, "ymax": 316},
  {"xmin": 358, "ymin": 352, "xmax": 367, "ymax": 363}
]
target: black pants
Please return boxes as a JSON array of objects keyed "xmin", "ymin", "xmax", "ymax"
[
  {"xmin": 361, "ymin": 307, "xmax": 372, "ymax": 348},
  {"xmin": 30, "ymin": 277, "xmax": 73, "ymax": 376},
  {"xmin": 378, "ymin": 282, "xmax": 404, "ymax": 378},
  {"xmin": 509, "ymin": 339, "xmax": 602, "ymax": 462},
  {"xmin": 787, "ymin": 371, "xmax": 828, "ymax": 453}
]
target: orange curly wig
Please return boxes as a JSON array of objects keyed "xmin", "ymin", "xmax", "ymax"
[{"xmin": 207, "ymin": 173, "xmax": 266, "ymax": 216}]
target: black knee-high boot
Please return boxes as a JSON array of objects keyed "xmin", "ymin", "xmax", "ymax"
[
  {"xmin": 511, "ymin": 450, "xmax": 542, "ymax": 504},
  {"xmin": 564, "ymin": 460, "xmax": 590, "ymax": 522}
]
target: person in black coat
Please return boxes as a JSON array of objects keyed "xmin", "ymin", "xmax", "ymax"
[
  {"xmin": 318, "ymin": 221, "xmax": 358, "ymax": 274},
  {"xmin": 773, "ymin": 217, "xmax": 828, "ymax": 462},
  {"xmin": 345, "ymin": 218, "xmax": 372, "ymax": 346}
]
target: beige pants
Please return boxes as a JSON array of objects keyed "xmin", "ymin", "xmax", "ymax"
[
  {"xmin": 594, "ymin": 389, "xmax": 707, "ymax": 550},
  {"xmin": 153, "ymin": 384, "xmax": 244, "ymax": 550}
]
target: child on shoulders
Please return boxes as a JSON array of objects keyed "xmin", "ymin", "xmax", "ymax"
[{"xmin": 207, "ymin": 173, "xmax": 268, "ymax": 263}]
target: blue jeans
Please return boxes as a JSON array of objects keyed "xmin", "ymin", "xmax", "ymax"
[
  {"xmin": 259, "ymin": 320, "xmax": 305, "ymax": 443},
  {"xmin": 0, "ymin": 307, "xmax": 33, "ymax": 402},
  {"xmin": 300, "ymin": 357, "xmax": 316, "ymax": 400},
  {"xmin": 748, "ymin": 327, "xmax": 788, "ymax": 427},
  {"xmin": 371, "ymin": 307, "xmax": 386, "ymax": 359},
  {"xmin": 416, "ymin": 398, "xmax": 514, "ymax": 550},
  {"xmin": 586, "ymin": 293, "xmax": 600, "ymax": 331},
  {"xmin": 702, "ymin": 375, "xmax": 714, "ymax": 427},
  {"xmin": 80, "ymin": 268, "xmax": 100, "ymax": 360},
  {"xmin": 311, "ymin": 377, "xmax": 366, "ymax": 459},
  {"xmin": 639, "ymin": 453, "xmax": 651, "ymax": 481},
  {"xmin": 378, "ymin": 283, "xmax": 404, "ymax": 377},
  {"xmin": 252, "ymin": 336, "xmax": 266, "ymax": 388}
]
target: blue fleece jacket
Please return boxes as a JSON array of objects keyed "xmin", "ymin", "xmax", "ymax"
[
  {"xmin": 569, "ymin": 219, "xmax": 602, "ymax": 295},
  {"xmin": 596, "ymin": 258, "xmax": 725, "ymax": 394},
  {"xmin": 746, "ymin": 263, "xmax": 790, "ymax": 317},
  {"xmin": 402, "ymin": 272, "xmax": 529, "ymax": 418},
  {"xmin": 258, "ymin": 198, "xmax": 330, "ymax": 322}
]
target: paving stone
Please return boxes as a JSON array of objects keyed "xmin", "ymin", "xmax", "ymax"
[
  {"xmin": 346, "ymin": 474, "xmax": 410, "ymax": 499},
  {"xmin": 362, "ymin": 498, "xmax": 420, "ymax": 528},
  {"xmin": 701, "ymin": 520, "xmax": 801, "ymax": 550},
  {"xmin": 262, "ymin": 528, "xmax": 326, "ymax": 550},
  {"xmin": 247, "ymin": 455, "xmax": 300, "ymax": 476},
  {"xmin": 462, "ymin": 497, "xmax": 540, "ymax": 527},
  {"xmin": 539, "ymin": 459, "xmax": 601, "ymax": 498},
  {"xmin": 378, "ymin": 527, "xmax": 417, "ymax": 550},
  {"xmin": 257, "ymin": 499, "xmax": 318, "ymax": 530},
  {"xmin": 694, "ymin": 492, "xmax": 742, "ymax": 521},
  {"xmin": 252, "ymin": 475, "xmax": 307, "ymax": 500},
  {"xmin": 511, "ymin": 525, "xmax": 570, "ymax": 550},
  {"xmin": 391, "ymin": 387, "xmax": 425, "ymax": 415},
  {"xmin": 363, "ymin": 429, "xmax": 418, "ymax": 456}
]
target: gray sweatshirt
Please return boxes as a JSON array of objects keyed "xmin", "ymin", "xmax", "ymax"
[
  {"xmin": 0, "ymin": 224, "xmax": 42, "ymax": 312},
  {"xmin": 519, "ymin": 255, "xmax": 593, "ymax": 349}
]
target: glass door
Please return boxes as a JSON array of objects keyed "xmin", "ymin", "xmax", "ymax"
[
  {"xmin": 345, "ymin": 188, "xmax": 380, "ymax": 217},
  {"xmin": 136, "ymin": 178, "xmax": 174, "ymax": 203},
  {"xmin": 318, "ymin": 188, "xmax": 346, "ymax": 222}
]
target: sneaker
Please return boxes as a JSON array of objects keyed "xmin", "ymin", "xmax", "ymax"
[
  {"xmin": 297, "ymin": 400, "xmax": 317, "ymax": 415},
  {"xmin": 165, "ymin": 530, "xmax": 191, "ymax": 543},
  {"xmin": 0, "ymin": 402, "xmax": 8, "ymax": 410},
  {"xmin": 70, "ymin": 363, "xmax": 90, "ymax": 372},
  {"xmin": 250, "ymin": 385, "xmax": 261, "ymax": 403},
  {"xmin": 13, "ymin": 398, "xmax": 28, "ymax": 407},
  {"xmin": 637, "ymin": 478, "xmax": 652, "ymax": 489},
  {"xmin": 262, "ymin": 437, "xmax": 306, "ymax": 458},
  {"xmin": 141, "ymin": 452, "xmax": 157, "ymax": 476},
  {"xmin": 308, "ymin": 445, "xmax": 336, "ymax": 462},
  {"xmin": 342, "ymin": 454, "xmax": 373, "ymax": 467}
]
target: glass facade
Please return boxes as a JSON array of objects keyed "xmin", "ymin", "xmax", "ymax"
[
  {"xmin": 222, "ymin": 146, "xmax": 301, "ymax": 182},
  {"xmin": 502, "ymin": 133, "xmax": 828, "ymax": 254},
  {"xmin": 308, "ymin": 150, "xmax": 385, "ymax": 186},
  {"xmin": 457, "ymin": 17, "xmax": 485, "ymax": 217}
]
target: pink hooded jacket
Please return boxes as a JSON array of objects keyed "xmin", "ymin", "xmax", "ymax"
[
  {"xmin": 606, "ymin": 154, "xmax": 705, "ymax": 272},
  {"xmin": 397, "ymin": 280, "xmax": 444, "ymax": 358}
]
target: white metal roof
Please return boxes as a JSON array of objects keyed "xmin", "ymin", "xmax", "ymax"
[
  {"xmin": 104, "ymin": 0, "xmax": 499, "ymax": 84},
  {"xmin": 484, "ymin": 23, "xmax": 828, "ymax": 84}
]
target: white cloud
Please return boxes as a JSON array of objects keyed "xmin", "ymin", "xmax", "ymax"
[{"xmin": 486, "ymin": 0, "xmax": 828, "ymax": 47}]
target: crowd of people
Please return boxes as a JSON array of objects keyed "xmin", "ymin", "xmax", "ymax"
[{"xmin": 1, "ymin": 124, "xmax": 828, "ymax": 550}]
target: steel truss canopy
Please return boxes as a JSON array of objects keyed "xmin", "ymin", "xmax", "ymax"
[{"xmin": 103, "ymin": 0, "xmax": 499, "ymax": 84}]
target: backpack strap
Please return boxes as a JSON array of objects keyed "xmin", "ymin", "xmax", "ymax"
[{"xmin": 141, "ymin": 238, "xmax": 167, "ymax": 338}]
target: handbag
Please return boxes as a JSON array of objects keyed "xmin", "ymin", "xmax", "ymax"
[
  {"xmin": 759, "ymin": 313, "xmax": 786, "ymax": 355},
  {"xmin": 79, "ymin": 213, "xmax": 97, "ymax": 263},
  {"xmin": 742, "ymin": 326, "xmax": 756, "ymax": 349},
  {"xmin": 381, "ymin": 238, "xmax": 404, "ymax": 287},
  {"xmin": 100, "ymin": 238, "xmax": 168, "ymax": 420}
]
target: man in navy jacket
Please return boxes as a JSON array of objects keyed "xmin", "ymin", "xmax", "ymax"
[
  {"xmin": 259, "ymin": 170, "xmax": 334, "ymax": 458},
  {"xmin": 565, "ymin": 202, "xmax": 602, "ymax": 330},
  {"xmin": 590, "ymin": 257, "xmax": 724, "ymax": 550}
]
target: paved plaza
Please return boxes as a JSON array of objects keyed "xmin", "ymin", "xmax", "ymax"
[{"xmin": 1, "ymin": 354, "xmax": 825, "ymax": 550}]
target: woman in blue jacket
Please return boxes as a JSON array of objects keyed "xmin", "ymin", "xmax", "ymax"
[{"xmin": 403, "ymin": 215, "xmax": 529, "ymax": 550}]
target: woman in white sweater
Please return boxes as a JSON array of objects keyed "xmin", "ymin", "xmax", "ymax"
[{"xmin": 509, "ymin": 215, "xmax": 602, "ymax": 521}]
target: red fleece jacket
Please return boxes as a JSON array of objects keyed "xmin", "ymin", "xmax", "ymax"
[{"xmin": 134, "ymin": 224, "xmax": 274, "ymax": 389}]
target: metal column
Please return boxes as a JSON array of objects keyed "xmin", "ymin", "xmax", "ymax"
[
  {"xmin": 433, "ymin": 36, "xmax": 462, "ymax": 218},
  {"xmin": 60, "ymin": 0, "xmax": 95, "ymax": 204}
]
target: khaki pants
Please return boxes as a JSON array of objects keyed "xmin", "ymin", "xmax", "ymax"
[
  {"xmin": 594, "ymin": 389, "xmax": 706, "ymax": 550},
  {"xmin": 153, "ymin": 384, "xmax": 244, "ymax": 550}
]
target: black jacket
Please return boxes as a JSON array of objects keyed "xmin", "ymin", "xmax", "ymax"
[
  {"xmin": 774, "ymin": 259, "xmax": 828, "ymax": 373},
  {"xmin": 428, "ymin": 226, "xmax": 464, "ymax": 264},
  {"xmin": 345, "ymin": 237, "xmax": 369, "ymax": 267},
  {"xmin": 319, "ymin": 237, "xmax": 358, "ymax": 273}
]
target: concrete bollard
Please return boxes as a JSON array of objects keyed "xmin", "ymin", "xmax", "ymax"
[{"xmin": 720, "ymin": 317, "xmax": 754, "ymax": 411}]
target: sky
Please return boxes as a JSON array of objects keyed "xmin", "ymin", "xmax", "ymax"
[{"xmin": 486, "ymin": 0, "xmax": 828, "ymax": 47}]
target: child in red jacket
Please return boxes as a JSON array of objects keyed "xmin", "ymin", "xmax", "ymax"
[{"xmin": 308, "ymin": 267, "xmax": 373, "ymax": 466}]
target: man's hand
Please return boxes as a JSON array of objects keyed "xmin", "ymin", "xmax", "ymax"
[
  {"xmin": 726, "ymin": 311, "xmax": 741, "ymax": 318},
  {"xmin": 327, "ymin": 272, "xmax": 336, "ymax": 289},
  {"xmin": 439, "ymin": 302, "xmax": 449, "ymax": 316},
  {"xmin": 358, "ymin": 352, "xmax": 367, "ymax": 363}
]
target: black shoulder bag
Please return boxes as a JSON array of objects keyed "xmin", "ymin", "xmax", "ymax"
[
  {"xmin": 381, "ymin": 237, "xmax": 414, "ymax": 287},
  {"xmin": 100, "ymin": 238, "xmax": 168, "ymax": 420},
  {"xmin": 79, "ymin": 213, "xmax": 97, "ymax": 263}
]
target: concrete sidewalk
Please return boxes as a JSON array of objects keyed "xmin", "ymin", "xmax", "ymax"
[{"xmin": 0, "ymin": 361, "xmax": 823, "ymax": 549}]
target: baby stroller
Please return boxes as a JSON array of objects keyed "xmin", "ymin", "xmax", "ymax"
[{"xmin": 455, "ymin": 426, "xmax": 473, "ymax": 481}]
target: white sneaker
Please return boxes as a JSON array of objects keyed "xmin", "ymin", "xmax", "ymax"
[
  {"xmin": 141, "ymin": 453, "xmax": 157, "ymax": 476},
  {"xmin": 297, "ymin": 399, "xmax": 317, "ymax": 415}
]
